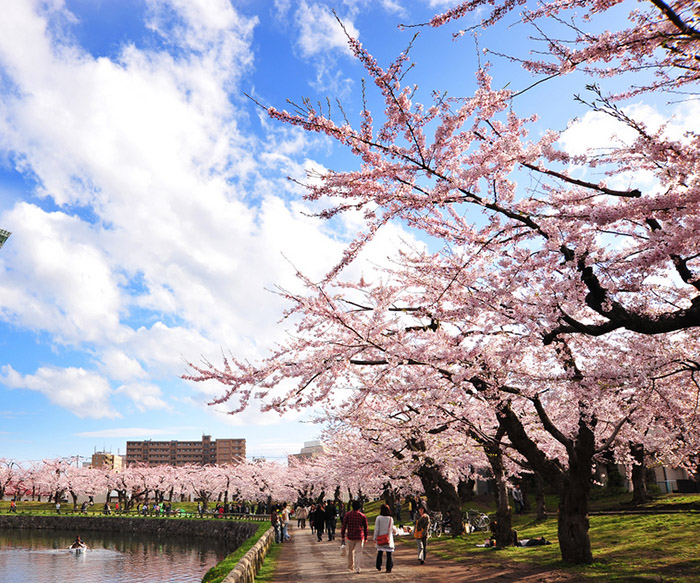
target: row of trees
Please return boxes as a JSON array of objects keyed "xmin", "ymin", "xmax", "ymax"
[
  {"xmin": 0, "ymin": 458, "xmax": 301, "ymax": 512},
  {"xmin": 0, "ymin": 455, "xmax": 421, "ymax": 514},
  {"xmin": 187, "ymin": 0, "xmax": 700, "ymax": 565}
]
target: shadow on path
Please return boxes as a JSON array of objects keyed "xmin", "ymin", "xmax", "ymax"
[{"xmin": 271, "ymin": 525, "xmax": 584, "ymax": 582}]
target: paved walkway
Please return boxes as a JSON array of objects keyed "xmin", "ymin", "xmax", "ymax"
[{"xmin": 271, "ymin": 525, "xmax": 583, "ymax": 583}]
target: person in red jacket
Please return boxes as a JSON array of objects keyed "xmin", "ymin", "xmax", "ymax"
[{"xmin": 341, "ymin": 500, "xmax": 368, "ymax": 573}]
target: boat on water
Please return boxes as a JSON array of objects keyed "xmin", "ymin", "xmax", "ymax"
[{"xmin": 69, "ymin": 536, "xmax": 88, "ymax": 552}]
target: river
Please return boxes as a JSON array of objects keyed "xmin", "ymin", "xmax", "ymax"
[{"xmin": 0, "ymin": 527, "xmax": 231, "ymax": 583}]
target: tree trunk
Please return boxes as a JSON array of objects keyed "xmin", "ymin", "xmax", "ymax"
[
  {"xmin": 457, "ymin": 477, "xmax": 475, "ymax": 503},
  {"xmin": 416, "ymin": 460, "xmax": 464, "ymax": 536},
  {"xmin": 382, "ymin": 482, "xmax": 396, "ymax": 511},
  {"xmin": 483, "ymin": 439, "xmax": 513, "ymax": 547},
  {"xmin": 497, "ymin": 400, "xmax": 594, "ymax": 563},
  {"xmin": 534, "ymin": 472, "xmax": 547, "ymax": 521},
  {"xmin": 557, "ymin": 421, "xmax": 595, "ymax": 564},
  {"xmin": 630, "ymin": 443, "xmax": 649, "ymax": 506}
]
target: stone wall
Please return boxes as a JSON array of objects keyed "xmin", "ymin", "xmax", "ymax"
[
  {"xmin": 0, "ymin": 515, "xmax": 258, "ymax": 545},
  {"xmin": 222, "ymin": 526, "xmax": 275, "ymax": 583}
]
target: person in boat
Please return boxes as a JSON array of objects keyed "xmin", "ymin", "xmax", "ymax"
[{"xmin": 71, "ymin": 535, "xmax": 86, "ymax": 549}]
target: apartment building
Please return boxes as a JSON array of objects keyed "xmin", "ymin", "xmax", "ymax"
[
  {"xmin": 91, "ymin": 451, "xmax": 124, "ymax": 471},
  {"xmin": 125, "ymin": 435, "xmax": 246, "ymax": 466}
]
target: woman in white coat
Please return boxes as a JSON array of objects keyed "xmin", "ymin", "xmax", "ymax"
[{"xmin": 374, "ymin": 503, "xmax": 397, "ymax": 572}]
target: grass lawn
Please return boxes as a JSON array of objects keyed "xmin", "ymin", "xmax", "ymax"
[
  {"xmin": 202, "ymin": 522, "xmax": 270, "ymax": 583},
  {"xmin": 254, "ymin": 540, "xmax": 283, "ymax": 582},
  {"xmin": 417, "ymin": 493, "xmax": 700, "ymax": 583},
  {"xmin": 0, "ymin": 500, "xmax": 229, "ymax": 517}
]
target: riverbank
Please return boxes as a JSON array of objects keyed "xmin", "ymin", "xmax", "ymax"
[{"xmin": 0, "ymin": 514, "xmax": 258, "ymax": 544}]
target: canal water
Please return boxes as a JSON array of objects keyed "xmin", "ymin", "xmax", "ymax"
[{"xmin": 0, "ymin": 528, "xmax": 231, "ymax": 583}]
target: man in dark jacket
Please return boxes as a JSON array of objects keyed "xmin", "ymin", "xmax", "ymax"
[
  {"xmin": 311, "ymin": 501, "xmax": 326, "ymax": 542},
  {"xmin": 324, "ymin": 500, "xmax": 338, "ymax": 541}
]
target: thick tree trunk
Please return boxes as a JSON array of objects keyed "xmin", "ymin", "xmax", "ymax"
[
  {"xmin": 457, "ymin": 477, "xmax": 475, "ymax": 503},
  {"xmin": 497, "ymin": 400, "xmax": 595, "ymax": 564},
  {"xmin": 483, "ymin": 440, "xmax": 513, "ymax": 547},
  {"xmin": 382, "ymin": 482, "xmax": 396, "ymax": 511},
  {"xmin": 630, "ymin": 443, "xmax": 649, "ymax": 506},
  {"xmin": 557, "ymin": 421, "xmax": 595, "ymax": 564},
  {"xmin": 558, "ymin": 470, "xmax": 592, "ymax": 563},
  {"xmin": 416, "ymin": 461, "xmax": 464, "ymax": 536}
]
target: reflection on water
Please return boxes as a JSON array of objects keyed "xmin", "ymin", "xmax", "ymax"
[{"xmin": 0, "ymin": 528, "xmax": 232, "ymax": 583}]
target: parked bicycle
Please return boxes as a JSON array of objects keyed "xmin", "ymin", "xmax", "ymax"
[
  {"xmin": 428, "ymin": 511, "xmax": 444, "ymax": 537},
  {"xmin": 463, "ymin": 509, "xmax": 490, "ymax": 533}
]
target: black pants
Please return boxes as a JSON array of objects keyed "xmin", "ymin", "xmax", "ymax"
[
  {"xmin": 376, "ymin": 550, "xmax": 393, "ymax": 572},
  {"xmin": 326, "ymin": 518, "xmax": 336, "ymax": 540}
]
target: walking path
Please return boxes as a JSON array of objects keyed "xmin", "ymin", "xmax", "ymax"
[{"xmin": 271, "ymin": 524, "xmax": 584, "ymax": 582}]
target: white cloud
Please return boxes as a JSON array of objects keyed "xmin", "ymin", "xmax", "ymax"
[
  {"xmin": 557, "ymin": 100, "xmax": 700, "ymax": 196},
  {"xmin": 294, "ymin": 1, "xmax": 358, "ymax": 58},
  {"xmin": 1, "ymin": 365, "xmax": 118, "ymax": 419},
  {"xmin": 0, "ymin": 0, "xmax": 423, "ymax": 428},
  {"xmin": 115, "ymin": 382, "xmax": 170, "ymax": 412},
  {"xmin": 98, "ymin": 349, "xmax": 148, "ymax": 383},
  {"xmin": 0, "ymin": 203, "xmax": 124, "ymax": 346}
]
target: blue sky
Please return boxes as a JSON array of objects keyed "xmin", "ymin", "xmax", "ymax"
[
  {"xmin": 0, "ymin": 0, "xmax": 695, "ymax": 464},
  {"xmin": 0, "ymin": 0, "xmax": 469, "ymax": 463}
]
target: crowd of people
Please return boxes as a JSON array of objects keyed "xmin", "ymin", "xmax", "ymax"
[{"xmin": 269, "ymin": 495, "xmax": 433, "ymax": 574}]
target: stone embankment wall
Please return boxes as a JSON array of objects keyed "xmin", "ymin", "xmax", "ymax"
[
  {"xmin": 0, "ymin": 514, "xmax": 258, "ymax": 544},
  {"xmin": 222, "ymin": 526, "xmax": 275, "ymax": 583}
]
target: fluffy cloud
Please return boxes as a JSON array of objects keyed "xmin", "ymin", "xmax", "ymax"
[
  {"xmin": 0, "ymin": 0, "xmax": 423, "ymax": 425},
  {"xmin": 115, "ymin": 382, "xmax": 170, "ymax": 412},
  {"xmin": 1, "ymin": 365, "xmax": 118, "ymax": 419},
  {"xmin": 294, "ymin": 1, "xmax": 359, "ymax": 58}
]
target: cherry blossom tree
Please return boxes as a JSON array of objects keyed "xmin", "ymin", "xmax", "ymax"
[
  {"xmin": 187, "ymin": 257, "xmax": 698, "ymax": 561},
  {"xmin": 0, "ymin": 458, "xmax": 20, "ymax": 500},
  {"xmin": 186, "ymin": 0, "xmax": 700, "ymax": 564}
]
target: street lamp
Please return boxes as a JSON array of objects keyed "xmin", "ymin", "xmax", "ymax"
[{"xmin": 0, "ymin": 229, "xmax": 10, "ymax": 250}]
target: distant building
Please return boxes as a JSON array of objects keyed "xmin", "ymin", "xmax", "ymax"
[
  {"xmin": 91, "ymin": 452, "xmax": 124, "ymax": 471},
  {"xmin": 0, "ymin": 228, "xmax": 10, "ymax": 250},
  {"xmin": 289, "ymin": 440, "xmax": 325, "ymax": 464},
  {"xmin": 125, "ymin": 435, "xmax": 246, "ymax": 466}
]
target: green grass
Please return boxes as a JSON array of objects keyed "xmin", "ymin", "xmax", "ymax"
[
  {"xmin": 0, "ymin": 500, "xmax": 223, "ymax": 517},
  {"xmin": 254, "ymin": 539, "xmax": 283, "ymax": 582},
  {"xmin": 202, "ymin": 522, "xmax": 270, "ymax": 583},
  {"xmin": 413, "ymin": 493, "xmax": 700, "ymax": 583}
]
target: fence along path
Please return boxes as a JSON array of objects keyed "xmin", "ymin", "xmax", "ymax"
[{"xmin": 270, "ymin": 523, "xmax": 584, "ymax": 583}]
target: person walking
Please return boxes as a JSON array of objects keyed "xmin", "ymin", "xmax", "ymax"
[
  {"xmin": 374, "ymin": 503, "xmax": 397, "ymax": 572},
  {"xmin": 281, "ymin": 502, "xmax": 291, "ymax": 541},
  {"xmin": 271, "ymin": 505, "xmax": 281, "ymax": 543},
  {"xmin": 414, "ymin": 506, "xmax": 430, "ymax": 564},
  {"xmin": 325, "ymin": 500, "xmax": 338, "ymax": 541},
  {"xmin": 408, "ymin": 496, "xmax": 417, "ymax": 522},
  {"xmin": 296, "ymin": 504, "xmax": 308, "ymax": 529},
  {"xmin": 341, "ymin": 500, "xmax": 369, "ymax": 573},
  {"xmin": 311, "ymin": 501, "xmax": 326, "ymax": 542}
]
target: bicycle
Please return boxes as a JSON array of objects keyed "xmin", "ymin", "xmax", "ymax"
[
  {"xmin": 428, "ymin": 511, "xmax": 444, "ymax": 537},
  {"xmin": 463, "ymin": 509, "xmax": 490, "ymax": 533}
]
